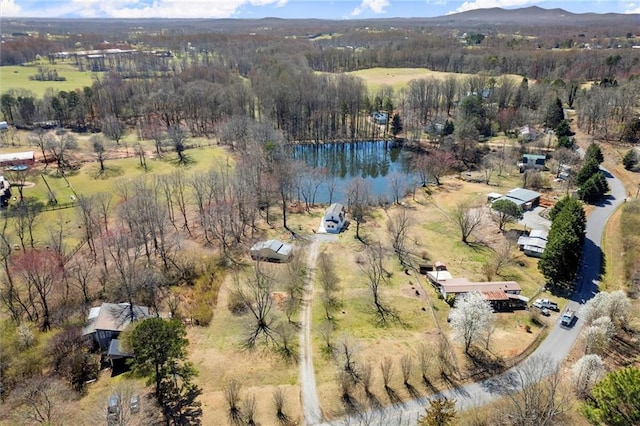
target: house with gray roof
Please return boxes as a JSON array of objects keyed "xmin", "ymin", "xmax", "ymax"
[
  {"xmin": 83, "ymin": 303, "xmax": 150, "ymax": 352},
  {"xmin": 250, "ymin": 240, "xmax": 293, "ymax": 263},
  {"xmin": 495, "ymin": 187, "xmax": 541, "ymax": 210}
]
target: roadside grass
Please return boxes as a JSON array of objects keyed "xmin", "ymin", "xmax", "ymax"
[{"xmin": 0, "ymin": 62, "xmax": 98, "ymax": 98}]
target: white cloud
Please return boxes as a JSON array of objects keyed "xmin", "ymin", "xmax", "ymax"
[
  {"xmin": 3, "ymin": 0, "xmax": 288, "ymax": 19},
  {"xmin": 450, "ymin": 0, "xmax": 538, "ymax": 14},
  {"xmin": 624, "ymin": 2, "xmax": 640, "ymax": 14},
  {"xmin": 1, "ymin": 0, "xmax": 22, "ymax": 16},
  {"xmin": 351, "ymin": 0, "xmax": 390, "ymax": 16}
]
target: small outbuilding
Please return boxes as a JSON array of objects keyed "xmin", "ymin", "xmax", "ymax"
[
  {"xmin": 0, "ymin": 151, "xmax": 35, "ymax": 167},
  {"xmin": 250, "ymin": 240, "xmax": 293, "ymax": 263}
]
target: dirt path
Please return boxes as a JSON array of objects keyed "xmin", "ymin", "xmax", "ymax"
[{"xmin": 299, "ymin": 233, "xmax": 336, "ymax": 425}]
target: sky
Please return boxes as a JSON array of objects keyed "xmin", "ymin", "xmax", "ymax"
[{"xmin": 1, "ymin": 0, "xmax": 639, "ymax": 20}]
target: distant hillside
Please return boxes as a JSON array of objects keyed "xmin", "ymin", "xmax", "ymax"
[
  {"xmin": 0, "ymin": 6, "xmax": 638, "ymax": 37},
  {"xmin": 423, "ymin": 5, "xmax": 638, "ymax": 27}
]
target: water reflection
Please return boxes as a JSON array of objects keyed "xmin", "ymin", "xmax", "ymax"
[{"xmin": 292, "ymin": 140, "xmax": 416, "ymax": 204}]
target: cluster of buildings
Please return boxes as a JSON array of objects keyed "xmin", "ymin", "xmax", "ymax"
[{"xmin": 424, "ymin": 262, "xmax": 529, "ymax": 310}]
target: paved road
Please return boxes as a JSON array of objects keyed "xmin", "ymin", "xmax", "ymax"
[{"xmin": 320, "ymin": 167, "xmax": 626, "ymax": 425}]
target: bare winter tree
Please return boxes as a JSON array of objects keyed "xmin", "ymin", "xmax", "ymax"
[
  {"xmin": 235, "ymin": 267, "xmax": 277, "ymax": 348},
  {"xmin": 387, "ymin": 172, "xmax": 407, "ymax": 205},
  {"xmin": 167, "ymin": 124, "xmax": 189, "ymax": 165},
  {"xmin": 400, "ymin": 354, "xmax": 413, "ymax": 385},
  {"xmin": 10, "ymin": 377, "xmax": 68, "ymax": 425},
  {"xmin": 336, "ymin": 334, "xmax": 361, "ymax": 384},
  {"xmin": 45, "ymin": 130, "xmax": 78, "ymax": 175},
  {"xmin": 223, "ymin": 378, "xmax": 243, "ymax": 425},
  {"xmin": 102, "ymin": 114, "xmax": 126, "ymax": 145},
  {"xmin": 499, "ymin": 354, "xmax": 573, "ymax": 425},
  {"xmin": 387, "ymin": 207, "xmax": 414, "ymax": 267},
  {"xmin": 453, "ymin": 201, "xmax": 484, "ymax": 244},
  {"xmin": 360, "ymin": 242, "xmax": 397, "ymax": 325},
  {"xmin": 281, "ymin": 249, "xmax": 306, "ymax": 324},
  {"xmin": 346, "ymin": 177, "xmax": 372, "ymax": 241},
  {"xmin": 317, "ymin": 251, "xmax": 341, "ymax": 321}
]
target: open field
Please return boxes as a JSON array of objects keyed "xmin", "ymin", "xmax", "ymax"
[
  {"xmin": 0, "ymin": 62, "xmax": 98, "ymax": 97},
  {"xmin": 345, "ymin": 67, "xmax": 524, "ymax": 93}
]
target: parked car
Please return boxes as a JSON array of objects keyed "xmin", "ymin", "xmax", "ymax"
[
  {"xmin": 540, "ymin": 307, "xmax": 551, "ymax": 316},
  {"xmin": 561, "ymin": 310, "xmax": 576, "ymax": 327},
  {"xmin": 533, "ymin": 298, "xmax": 558, "ymax": 311}
]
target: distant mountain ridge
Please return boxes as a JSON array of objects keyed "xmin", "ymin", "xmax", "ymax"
[
  {"xmin": 425, "ymin": 5, "xmax": 638, "ymax": 26},
  {"xmin": 1, "ymin": 6, "xmax": 638, "ymax": 35}
]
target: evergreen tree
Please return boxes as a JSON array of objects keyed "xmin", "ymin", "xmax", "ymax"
[
  {"xmin": 419, "ymin": 397, "xmax": 457, "ymax": 426},
  {"xmin": 491, "ymin": 199, "xmax": 523, "ymax": 231},
  {"xmin": 557, "ymin": 135, "xmax": 575, "ymax": 149},
  {"xmin": 544, "ymin": 97, "xmax": 564, "ymax": 130},
  {"xmin": 622, "ymin": 149, "xmax": 637, "ymax": 170},
  {"xmin": 581, "ymin": 367, "xmax": 640, "ymax": 426},
  {"xmin": 539, "ymin": 197, "xmax": 586, "ymax": 292},
  {"xmin": 585, "ymin": 142, "xmax": 604, "ymax": 164},
  {"xmin": 555, "ymin": 119, "xmax": 574, "ymax": 138},
  {"xmin": 128, "ymin": 318, "xmax": 202, "ymax": 424},
  {"xmin": 576, "ymin": 157, "xmax": 601, "ymax": 186},
  {"xmin": 579, "ymin": 172, "xmax": 609, "ymax": 203},
  {"xmin": 391, "ymin": 113, "xmax": 403, "ymax": 136}
]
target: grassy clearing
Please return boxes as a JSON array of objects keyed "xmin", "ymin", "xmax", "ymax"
[
  {"xmin": 344, "ymin": 67, "xmax": 524, "ymax": 94},
  {"xmin": 1, "ymin": 62, "xmax": 98, "ymax": 97}
]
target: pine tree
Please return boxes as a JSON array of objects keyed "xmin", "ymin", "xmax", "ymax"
[
  {"xmin": 622, "ymin": 149, "xmax": 637, "ymax": 170},
  {"xmin": 539, "ymin": 197, "xmax": 586, "ymax": 292},
  {"xmin": 581, "ymin": 367, "xmax": 640, "ymax": 426},
  {"xmin": 585, "ymin": 142, "xmax": 604, "ymax": 164},
  {"xmin": 544, "ymin": 97, "xmax": 564, "ymax": 130}
]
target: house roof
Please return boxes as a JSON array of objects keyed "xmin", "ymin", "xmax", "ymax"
[
  {"xmin": 427, "ymin": 270, "xmax": 454, "ymax": 282},
  {"xmin": 529, "ymin": 229, "xmax": 548, "ymax": 240},
  {"xmin": 0, "ymin": 151, "xmax": 35, "ymax": 163},
  {"xmin": 83, "ymin": 303, "xmax": 150, "ymax": 335},
  {"xmin": 522, "ymin": 154, "xmax": 546, "ymax": 161},
  {"xmin": 107, "ymin": 339, "xmax": 132, "ymax": 359},
  {"xmin": 251, "ymin": 240, "xmax": 292, "ymax": 256},
  {"xmin": 481, "ymin": 291, "xmax": 510, "ymax": 301},
  {"xmin": 326, "ymin": 203, "xmax": 344, "ymax": 215},
  {"xmin": 506, "ymin": 187, "xmax": 541, "ymax": 204},
  {"xmin": 440, "ymin": 280, "xmax": 521, "ymax": 295}
]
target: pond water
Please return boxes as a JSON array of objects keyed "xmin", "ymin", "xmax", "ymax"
[{"xmin": 291, "ymin": 140, "xmax": 417, "ymax": 204}]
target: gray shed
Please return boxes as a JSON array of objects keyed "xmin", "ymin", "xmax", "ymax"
[{"xmin": 250, "ymin": 240, "xmax": 293, "ymax": 263}]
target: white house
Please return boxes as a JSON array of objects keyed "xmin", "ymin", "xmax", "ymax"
[
  {"xmin": 517, "ymin": 229, "xmax": 548, "ymax": 258},
  {"xmin": 250, "ymin": 240, "xmax": 293, "ymax": 263},
  {"xmin": 323, "ymin": 203, "xmax": 346, "ymax": 233}
]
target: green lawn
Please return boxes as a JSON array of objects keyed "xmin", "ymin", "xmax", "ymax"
[{"xmin": 1, "ymin": 62, "xmax": 98, "ymax": 97}]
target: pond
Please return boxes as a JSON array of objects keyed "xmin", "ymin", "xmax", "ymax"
[{"xmin": 291, "ymin": 140, "xmax": 418, "ymax": 204}]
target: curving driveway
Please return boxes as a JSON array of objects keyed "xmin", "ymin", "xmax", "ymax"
[{"xmin": 318, "ymin": 167, "xmax": 626, "ymax": 425}]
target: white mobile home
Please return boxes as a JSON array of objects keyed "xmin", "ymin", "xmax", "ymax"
[{"xmin": 323, "ymin": 203, "xmax": 346, "ymax": 233}]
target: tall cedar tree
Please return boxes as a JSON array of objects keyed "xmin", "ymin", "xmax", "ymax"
[
  {"xmin": 128, "ymin": 318, "xmax": 189, "ymax": 397},
  {"xmin": 544, "ymin": 97, "xmax": 564, "ymax": 130},
  {"xmin": 585, "ymin": 142, "xmax": 604, "ymax": 164},
  {"xmin": 538, "ymin": 197, "xmax": 585, "ymax": 292},
  {"xmin": 579, "ymin": 172, "xmax": 610, "ymax": 203},
  {"xmin": 576, "ymin": 157, "xmax": 601, "ymax": 187},
  {"xmin": 581, "ymin": 366, "xmax": 640, "ymax": 426}
]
